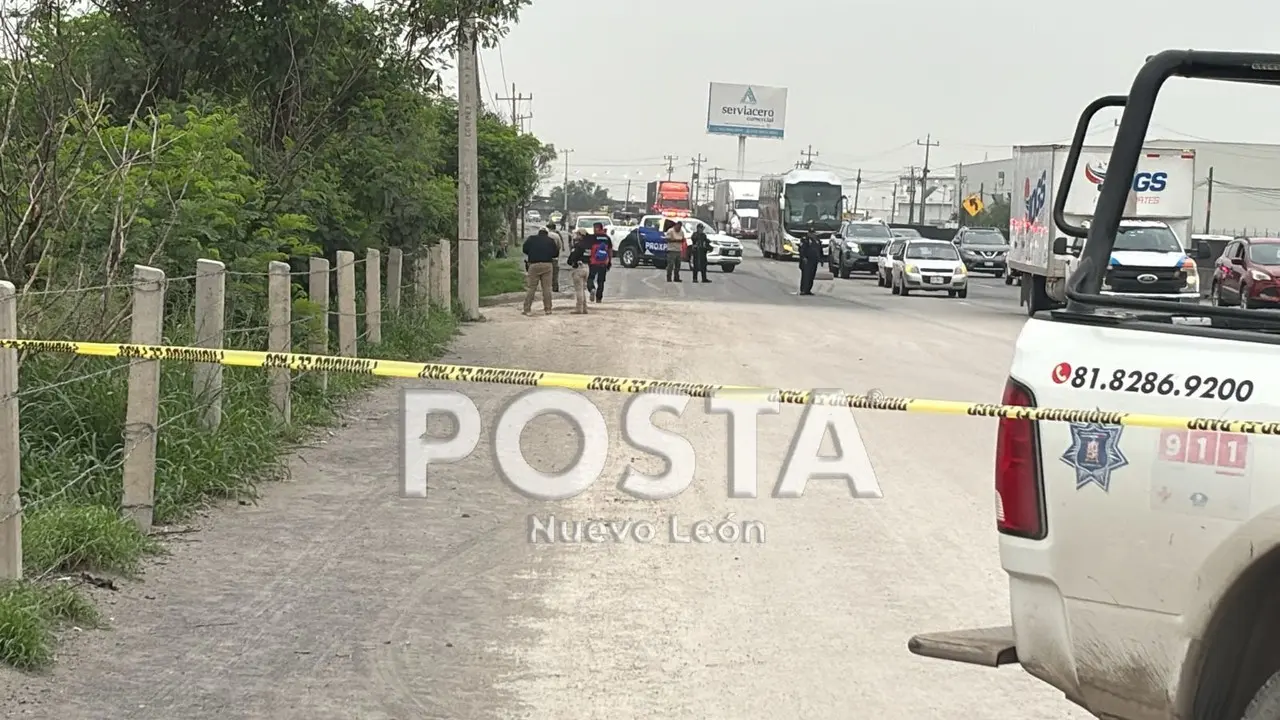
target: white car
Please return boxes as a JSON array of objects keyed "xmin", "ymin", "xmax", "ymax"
[
  {"xmin": 877, "ymin": 238, "xmax": 906, "ymax": 287},
  {"xmin": 573, "ymin": 215, "xmax": 613, "ymax": 234},
  {"xmin": 889, "ymin": 240, "xmax": 968, "ymax": 298},
  {"xmin": 679, "ymin": 218, "xmax": 743, "ymax": 272}
]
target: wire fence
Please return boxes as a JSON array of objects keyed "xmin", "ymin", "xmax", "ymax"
[{"xmin": 0, "ymin": 242, "xmax": 459, "ymax": 582}]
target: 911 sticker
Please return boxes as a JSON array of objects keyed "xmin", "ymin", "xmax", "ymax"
[
  {"xmin": 1150, "ymin": 428, "xmax": 1251, "ymax": 520},
  {"xmin": 1050, "ymin": 362, "xmax": 1255, "ymax": 402}
]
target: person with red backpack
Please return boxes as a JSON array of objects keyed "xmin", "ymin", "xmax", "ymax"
[{"xmin": 586, "ymin": 222, "xmax": 613, "ymax": 303}]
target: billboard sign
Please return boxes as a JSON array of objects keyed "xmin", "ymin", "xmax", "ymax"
[{"xmin": 706, "ymin": 83, "xmax": 787, "ymax": 139}]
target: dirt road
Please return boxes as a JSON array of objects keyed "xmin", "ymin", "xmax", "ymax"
[{"xmin": 0, "ymin": 250, "xmax": 1089, "ymax": 718}]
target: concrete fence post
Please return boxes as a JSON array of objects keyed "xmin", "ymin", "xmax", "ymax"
[
  {"xmin": 365, "ymin": 248, "xmax": 382, "ymax": 344},
  {"xmin": 0, "ymin": 281, "xmax": 21, "ymax": 580},
  {"xmin": 267, "ymin": 261, "xmax": 291, "ymax": 423},
  {"xmin": 308, "ymin": 257, "xmax": 330, "ymax": 391},
  {"xmin": 336, "ymin": 250, "xmax": 357, "ymax": 357},
  {"xmin": 432, "ymin": 241, "xmax": 452, "ymax": 310},
  {"xmin": 193, "ymin": 259, "xmax": 225, "ymax": 430},
  {"xmin": 387, "ymin": 248, "xmax": 403, "ymax": 314},
  {"xmin": 414, "ymin": 252, "xmax": 431, "ymax": 308},
  {"xmin": 122, "ymin": 265, "xmax": 165, "ymax": 532}
]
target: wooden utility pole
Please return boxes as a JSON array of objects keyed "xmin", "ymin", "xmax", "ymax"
[
  {"xmin": 690, "ymin": 154, "xmax": 705, "ymax": 204},
  {"xmin": 456, "ymin": 20, "xmax": 480, "ymax": 320},
  {"xmin": 664, "ymin": 155, "xmax": 678, "ymax": 180},
  {"xmin": 495, "ymin": 84, "xmax": 532, "ymax": 251},
  {"xmin": 906, "ymin": 166, "xmax": 918, "ymax": 224},
  {"xmin": 917, "ymin": 134, "xmax": 939, "ymax": 225},
  {"xmin": 890, "ymin": 182, "xmax": 898, "ymax": 222},
  {"xmin": 495, "ymin": 83, "xmax": 532, "ymax": 129},
  {"xmin": 1205, "ymin": 166, "xmax": 1214, "ymax": 233},
  {"xmin": 852, "ymin": 169, "xmax": 861, "ymax": 214},
  {"xmin": 561, "ymin": 149, "xmax": 573, "ymax": 215},
  {"xmin": 800, "ymin": 145, "xmax": 819, "ymax": 169}
]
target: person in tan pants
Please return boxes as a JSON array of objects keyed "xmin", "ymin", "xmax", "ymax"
[
  {"xmin": 522, "ymin": 227, "xmax": 559, "ymax": 315},
  {"xmin": 567, "ymin": 229, "xmax": 592, "ymax": 314}
]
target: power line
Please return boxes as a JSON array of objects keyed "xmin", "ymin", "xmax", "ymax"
[{"xmin": 497, "ymin": 42, "xmax": 509, "ymax": 90}]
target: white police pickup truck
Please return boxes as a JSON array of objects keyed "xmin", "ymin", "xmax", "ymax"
[
  {"xmin": 612, "ymin": 215, "xmax": 743, "ymax": 272},
  {"xmin": 909, "ymin": 51, "xmax": 1280, "ymax": 720}
]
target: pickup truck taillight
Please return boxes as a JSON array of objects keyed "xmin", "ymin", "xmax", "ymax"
[{"xmin": 994, "ymin": 378, "xmax": 1046, "ymax": 540}]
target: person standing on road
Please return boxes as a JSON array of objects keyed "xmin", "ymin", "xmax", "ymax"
[
  {"xmin": 567, "ymin": 229, "xmax": 593, "ymax": 314},
  {"xmin": 587, "ymin": 222, "xmax": 613, "ymax": 303},
  {"xmin": 799, "ymin": 228, "xmax": 821, "ymax": 295},
  {"xmin": 521, "ymin": 227, "xmax": 559, "ymax": 315},
  {"xmin": 664, "ymin": 219, "xmax": 686, "ymax": 282},
  {"xmin": 690, "ymin": 224, "xmax": 712, "ymax": 283},
  {"xmin": 546, "ymin": 222, "xmax": 565, "ymax": 293}
]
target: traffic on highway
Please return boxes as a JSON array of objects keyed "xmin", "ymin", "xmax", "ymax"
[{"xmin": 511, "ymin": 51, "xmax": 1280, "ymax": 720}]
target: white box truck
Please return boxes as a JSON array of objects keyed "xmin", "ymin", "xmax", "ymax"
[
  {"xmin": 1009, "ymin": 144, "xmax": 1198, "ymax": 315},
  {"xmin": 712, "ymin": 180, "xmax": 759, "ymax": 238}
]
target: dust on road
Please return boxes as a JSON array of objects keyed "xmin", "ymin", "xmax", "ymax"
[{"xmin": 0, "ymin": 276, "xmax": 1089, "ymax": 719}]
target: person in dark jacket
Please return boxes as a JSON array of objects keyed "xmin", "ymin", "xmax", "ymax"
[
  {"xmin": 586, "ymin": 223, "xmax": 613, "ymax": 303},
  {"xmin": 521, "ymin": 227, "xmax": 560, "ymax": 315},
  {"xmin": 690, "ymin": 225, "xmax": 712, "ymax": 283},
  {"xmin": 798, "ymin": 228, "xmax": 821, "ymax": 295},
  {"xmin": 567, "ymin": 229, "xmax": 593, "ymax": 314}
]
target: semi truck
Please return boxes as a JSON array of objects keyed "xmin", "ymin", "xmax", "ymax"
[
  {"xmin": 645, "ymin": 180, "xmax": 691, "ymax": 217},
  {"xmin": 1009, "ymin": 143, "xmax": 1198, "ymax": 315},
  {"xmin": 712, "ymin": 180, "xmax": 759, "ymax": 238},
  {"xmin": 758, "ymin": 170, "xmax": 842, "ymax": 261}
]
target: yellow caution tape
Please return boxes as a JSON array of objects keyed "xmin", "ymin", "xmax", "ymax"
[{"xmin": 1, "ymin": 338, "xmax": 1279, "ymax": 435}]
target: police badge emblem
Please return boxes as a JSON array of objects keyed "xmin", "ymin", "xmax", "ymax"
[{"xmin": 1061, "ymin": 422, "xmax": 1128, "ymax": 492}]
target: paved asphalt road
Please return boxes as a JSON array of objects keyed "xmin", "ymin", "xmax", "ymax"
[{"xmin": 0, "ymin": 240, "xmax": 1089, "ymax": 719}]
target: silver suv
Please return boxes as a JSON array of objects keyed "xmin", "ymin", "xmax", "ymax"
[{"xmin": 952, "ymin": 227, "xmax": 1009, "ymax": 277}]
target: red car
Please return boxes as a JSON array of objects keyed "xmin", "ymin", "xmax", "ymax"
[{"xmin": 1211, "ymin": 236, "xmax": 1280, "ymax": 308}]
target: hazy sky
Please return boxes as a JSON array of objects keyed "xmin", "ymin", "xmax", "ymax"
[{"xmin": 451, "ymin": 0, "xmax": 1280, "ymax": 199}]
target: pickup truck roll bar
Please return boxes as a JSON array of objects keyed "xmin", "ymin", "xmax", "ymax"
[
  {"xmin": 1060, "ymin": 49, "xmax": 1280, "ymax": 319},
  {"xmin": 1052, "ymin": 95, "xmax": 1127, "ymax": 240}
]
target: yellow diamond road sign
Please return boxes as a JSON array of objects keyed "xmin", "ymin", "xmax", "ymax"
[{"xmin": 962, "ymin": 194, "xmax": 984, "ymax": 216}]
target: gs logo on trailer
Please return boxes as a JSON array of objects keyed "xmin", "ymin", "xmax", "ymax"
[{"xmin": 1084, "ymin": 162, "xmax": 1168, "ymax": 192}]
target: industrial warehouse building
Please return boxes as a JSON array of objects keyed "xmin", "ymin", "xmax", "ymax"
[{"xmin": 956, "ymin": 140, "xmax": 1280, "ymax": 237}]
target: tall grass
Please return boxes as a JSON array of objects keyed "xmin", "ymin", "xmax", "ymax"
[
  {"xmin": 0, "ymin": 298, "xmax": 459, "ymax": 670},
  {"xmin": 478, "ymin": 258, "xmax": 525, "ymax": 297}
]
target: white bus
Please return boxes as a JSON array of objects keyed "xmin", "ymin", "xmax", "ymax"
[{"xmin": 759, "ymin": 170, "xmax": 843, "ymax": 260}]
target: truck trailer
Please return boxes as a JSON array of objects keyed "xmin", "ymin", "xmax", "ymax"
[
  {"xmin": 645, "ymin": 180, "xmax": 691, "ymax": 217},
  {"xmin": 712, "ymin": 180, "xmax": 759, "ymax": 238},
  {"xmin": 1008, "ymin": 144, "xmax": 1198, "ymax": 315}
]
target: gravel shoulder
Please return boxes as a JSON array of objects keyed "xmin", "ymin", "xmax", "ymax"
[{"xmin": 0, "ymin": 275, "xmax": 1089, "ymax": 719}]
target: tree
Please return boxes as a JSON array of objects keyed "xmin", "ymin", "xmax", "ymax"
[
  {"xmin": 548, "ymin": 180, "xmax": 611, "ymax": 213},
  {"xmin": 961, "ymin": 195, "xmax": 1011, "ymax": 230},
  {"xmin": 382, "ymin": 0, "xmax": 531, "ymax": 89}
]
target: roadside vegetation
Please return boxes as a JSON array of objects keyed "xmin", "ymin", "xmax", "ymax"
[
  {"xmin": 480, "ymin": 258, "xmax": 527, "ymax": 296},
  {"xmin": 0, "ymin": 0, "xmax": 546, "ymax": 670}
]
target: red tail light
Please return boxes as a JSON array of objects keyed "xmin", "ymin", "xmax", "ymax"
[{"xmin": 995, "ymin": 378, "xmax": 1046, "ymax": 540}]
